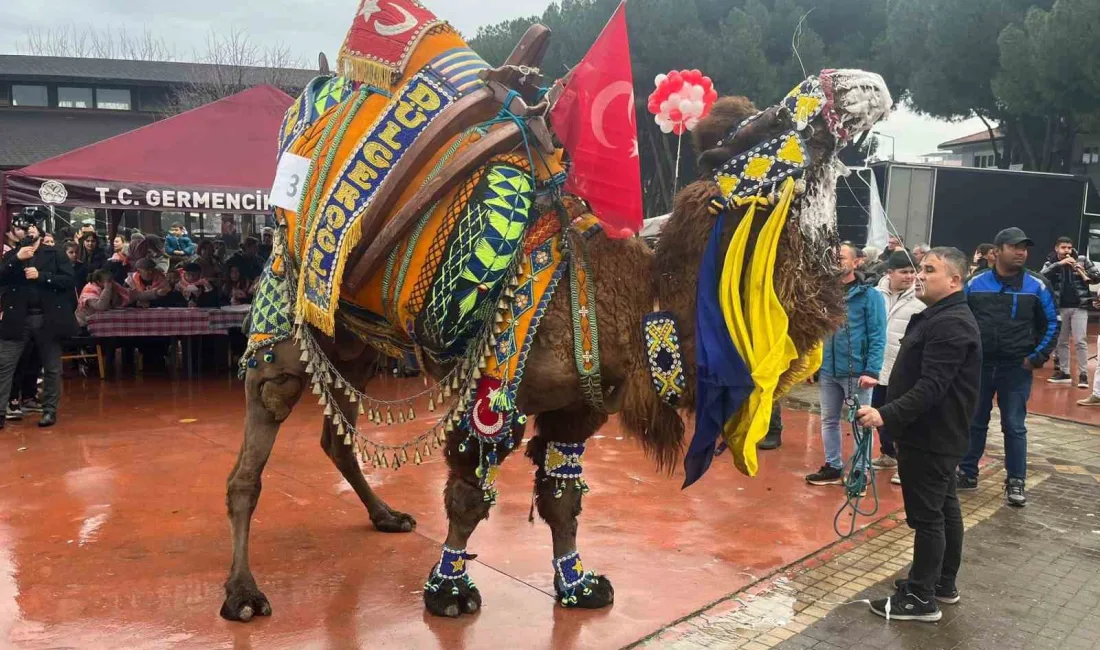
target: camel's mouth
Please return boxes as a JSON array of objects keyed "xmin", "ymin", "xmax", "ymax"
[{"xmin": 822, "ymin": 69, "xmax": 894, "ymax": 144}]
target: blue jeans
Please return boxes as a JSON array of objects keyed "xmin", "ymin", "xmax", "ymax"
[
  {"xmin": 820, "ymin": 374, "xmax": 873, "ymax": 470},
  {"xmin": 959, "ymin": 363, "xmax": 1032, "ymax": 481}
]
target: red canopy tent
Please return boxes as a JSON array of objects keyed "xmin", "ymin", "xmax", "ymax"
[{"xmin": 0, "ymin": 84, "xmax": 294, "ymax": 232}]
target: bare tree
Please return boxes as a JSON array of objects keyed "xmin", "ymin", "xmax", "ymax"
[
  {"xmin": 169, "ymin": 29, "xmax": 310, "ymax": 114},
  {"xmin": 21, "ymin": 25, "xmax": 176, "ymax": 60}
]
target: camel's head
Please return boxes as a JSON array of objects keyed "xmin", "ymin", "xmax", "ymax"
[{"xmin": 693, "ymin": 68, "xmax": 892, "ymax": 237}]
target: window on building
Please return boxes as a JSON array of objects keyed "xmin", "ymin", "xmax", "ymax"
[
  {"xmin": 58, "ymin": 87, "xmax": 94, "ymax": 108},
  {"xmin": 96, "ymin": 88, "xmax": 132, "ymax": 111},
  {"xmin": 1083, "ymin": 147, "xmax": 1100, "ymax": 166},
  {"xmin": 12, "ymin": 85, "xmax": 48, "ymax": 107}
]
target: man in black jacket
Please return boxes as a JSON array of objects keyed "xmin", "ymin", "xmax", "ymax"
[
  {"xmin": 0, "ymin": 229, "xmax": 78, "ymax": 427},
  {"xmin": 1042, "ymin": 236, "xmax": 1100, "ymax": 387},
  {"xmin": 857, "ymin": 247, "xmax": 981, "ymax": 622}
]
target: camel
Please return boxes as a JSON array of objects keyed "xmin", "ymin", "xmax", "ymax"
[{"xmin": 220, "ymin": 8, "xmax": 893, "ymax": 622}]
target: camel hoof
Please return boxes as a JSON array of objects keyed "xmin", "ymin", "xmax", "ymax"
[
  {"xmin": 559, "ymin": 575, "xmax": 615, "ymax": 610},
  {"xmin": 424, "ymin": 577, "xmax": 482, "ymax": 618},
  {"xmin": 220, "ymin": 584, "xmax": 272, "ymax": 622},
  {"xmin": 372, "ymin": 508, "xmax": 417, "ymax": 533}
]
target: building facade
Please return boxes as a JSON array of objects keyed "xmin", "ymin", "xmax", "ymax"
[{"xmin": 0, "ymin": 55, "xmax": 314, "ymax": 171}]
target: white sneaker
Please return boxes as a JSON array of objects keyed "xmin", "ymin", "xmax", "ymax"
[
  {"xmin": 891, "ymin": 473, "xmax": 901, "ymax": 485},
  {"xmin": 1078, "ymin": 395, "xmax": 1100, "ymax": 407},
  {"xmin": 872, "ymin": 455, "xmax": 898, "ymax": 469}
]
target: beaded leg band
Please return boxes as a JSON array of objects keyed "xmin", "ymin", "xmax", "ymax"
[
  {"xmin": 424, "ymin": 545, "xmax": 478, "ymax": 596},
  {"xmin": 543, "ymin": 441, "xmax": 589, "ymax": 499},
  {"xmin": 553, "ymin": 550, "xmax": 602, "ymax": 607}
]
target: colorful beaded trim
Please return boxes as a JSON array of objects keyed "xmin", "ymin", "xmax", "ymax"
[
  {"xmin": 424, "ymin": 545, "xmax": 477, "ymax": 596},
  {"xmin": 553, "ymin": 550, "xmax": 600, "ymax": 607},
  {"xmin": 641, "ymin": 311, "xmax": 686, "ymax": 408},
  {"xmin": 711, "ymin": 129, "xmax": 810, "ymax": 208},
  {"xmin": 544, "ymin": 441, "xmax": 589, "ymax": 499}
]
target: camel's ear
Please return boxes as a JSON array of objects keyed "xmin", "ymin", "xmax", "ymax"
[
  {"xmin": 691, "ymin": 96, "xmax": 759, "ymax": 153},
  {"xmin": 318, "ymin": 52, "xmax": 330, "ymax": 75}
]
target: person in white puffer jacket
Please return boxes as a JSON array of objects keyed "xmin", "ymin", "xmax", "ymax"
[{"xmin": 872, "ymin": 251, "xmax": 927, "ymax": 481}]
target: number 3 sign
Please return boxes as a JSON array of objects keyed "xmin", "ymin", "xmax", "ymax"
[{"xmin": 270, "ymin": 153, "xmax": 312, "ymax": 211}]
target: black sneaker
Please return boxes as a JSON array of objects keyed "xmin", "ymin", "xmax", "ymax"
[
  {"xmin": 758, "ymin": 429, "xmax": 782, "ymax": 450},
  {"xmin": 1079, "ymin": 374, "xmax": 1090, "ymax": 389},
  {"xmin": 870, "ymin": 585, "xmax": 942, "ymax": 622},
  {"xmin": 5, "ymin": 402, "xmax": 23, "ymax": 421},
  {"xmin": 1048, "ymin": 370, "xmax": 1072, "ymax": 384},
  {"xmin": 894, "ymin": 578, "xmax": 960, "ymax": 604},
  {"xmin": 1005, "ymin": 478, "xmax": 1027, "ymax": 507},
  {"xmin": 806, "ymin": 465, "xmax": 844, "ymax": 486},
  {"xmin": 956, "ymin": 471, "xmax": 978, "ymax": 491}
]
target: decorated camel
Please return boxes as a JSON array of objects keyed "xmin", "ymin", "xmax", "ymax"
[{"xmin": 221, "ymin": 0, "xmax": 893, "ymax": 622}]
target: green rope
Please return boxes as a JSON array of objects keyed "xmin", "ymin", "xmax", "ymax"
[{"xmin": 834, "ymin": 319, "xmax": 880, "ymax": 537}]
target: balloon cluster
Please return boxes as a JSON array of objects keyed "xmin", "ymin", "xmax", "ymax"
[{"xmin": 647, "ymin": 69, "xmax": 718, "ymax": 135}]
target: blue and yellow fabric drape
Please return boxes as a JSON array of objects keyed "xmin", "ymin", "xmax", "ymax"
[{"xmin": 684, "ymin": 177, "xmax": 822, "ymax": 486}]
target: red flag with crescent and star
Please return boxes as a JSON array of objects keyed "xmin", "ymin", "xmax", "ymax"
[{"xmin": 549, "ymin": 1, "xmax": 642, "ymax": 239}]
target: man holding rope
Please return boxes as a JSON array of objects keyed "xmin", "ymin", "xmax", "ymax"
[{"xmin": 856, "ymin": 247, "xmax": 981, "ymax": 622}]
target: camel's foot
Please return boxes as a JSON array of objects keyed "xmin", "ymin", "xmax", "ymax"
[
  {"xmin": 557, "ymin": 574, "xmax": 614, "ymax": 609},
  {"xmin": 553, "ymin": 551, "xmax": 614, "ymax": 609},
  {"xmin": 370, "ymin": 506, "xmax": 417, "ymax": 533},
  {"xmin": 423, "ymin": 546, "xmax": 481, "ymax": 618},
  {"xmin": 220, "ymin": 580, "xmax": 272, "ymax": 622},
  {"xmin": 423, "ymin": 569, "xmax": 481, "ymax": 618}
]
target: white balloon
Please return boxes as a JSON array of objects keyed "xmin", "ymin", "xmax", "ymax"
[
  {"xmin": 659, "ymin": 99, "xmax": 672, "ymax": 114},
  {"xmin": 692, "ymin": 99, "xmax": 706, "ymax": 115},
  {"xmin": 659, "ymin": 120, "xmax": 674, "ymax": 134},
  {"xmin": 679, "ymin": 98, "xmax": 694, "ymax": 115},
  {"xmin": 655, "ymin": 73, "xmax": 668, "ymax": 86},
  {"xmin": 686, "ymin": 117, "xmax": 700, "ymax": 131},
  {"xmin": 668, "ymin": 93, "xmax": 682, "ymax": 106},
  {"xmin": 689, "ymin": 85, "xmax": 705, "ymax": 101},
  {"xmin": 654, "ymin": 114, "xmax": 664, "ymax": 125}
]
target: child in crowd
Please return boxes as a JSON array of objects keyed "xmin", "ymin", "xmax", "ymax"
[
  {"xmin": 165, "ymin": 223, "xmax": 196, "ymax": 261},
  {"xmin": 126, "ymin": 258, "xmax": 171, "ymax": 308},
  {"xmin": 176, "ymin": 262, "xmax": 219, "ymax": 307},
  {"xmin": 77, "ymin": 269, "xmax": 130, "ymax": 326}
]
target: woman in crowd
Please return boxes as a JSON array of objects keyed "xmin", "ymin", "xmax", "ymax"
[
  {"xmin": 42, "ymin": 233, "xmax": 55, "ymax": 247},
  {"xmin": 64, "ymin": 241, "xmax": 88, "ymax": 291},
  {"xmin": 111, "ymin": 233, "xmax": 130, "ymax": 264},
  {"xmin": 221, "ymin": 262, "xmax": 256, "ymax": 306},
  {"xmin": 78, "ymin": 232, "xmax": 108, "ymax": 275}
]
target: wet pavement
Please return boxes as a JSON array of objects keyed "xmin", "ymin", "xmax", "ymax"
[
  {"xmin": 2, "ymin": 367, "xmax": 1097, "ymax": 649},
  {"xmin": 1, "ymin": 374, "xmax": 903, "ymax": 650},
  {"xmin": 643, "ymin": 387, "xmax": 1100, "ymax": 650}
]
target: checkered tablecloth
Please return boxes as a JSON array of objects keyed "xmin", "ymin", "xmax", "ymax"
[
  {"xmin": 87, "ymin": 306, "xmax": 250, "ymax": 338},
  {"xmin": 208, "ymin": 305, "xmax": 250, "ymax": 332}
]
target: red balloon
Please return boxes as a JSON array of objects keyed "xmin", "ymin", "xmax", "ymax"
[
  {"xmin": 667, "ymin": 71, "xmax": 682, "ymax": 87},
  {"xmin": 701, "ymin": 76, "xmax": 713, "ymax": 89},
  {"xmin": 672, "ymin": 122, "xmax": 687, "ymax": 135},
  {"xmin": 668, "ymin": 108, "xmax": 683, "ymax": 122},
  {"xmin": 705, "ymin": 88, "xmax": 718, "ymax": 102},
  {"xmin": 647, "ymin": 99, "xmax": 660, "ymax": 114}
]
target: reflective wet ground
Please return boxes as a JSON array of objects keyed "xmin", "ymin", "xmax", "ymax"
[{"xmin": 1, "ymin": 374, "xmax": 905, "ymax": 649}]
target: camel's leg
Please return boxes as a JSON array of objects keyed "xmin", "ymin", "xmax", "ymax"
[
  {"xmin": 423, "ymin": 422, "xmax": 525, "ymax": 618},
  {"xmin": 220, "ymin": 341, "xmax": 305, "ymax": 622},
  {"xmin": 319, "ymin": 354, "xmax": 416, "ymax": 533},
  {"xmin": 528, "ymin": 405, "xmax": 614, "ymax": 609}
]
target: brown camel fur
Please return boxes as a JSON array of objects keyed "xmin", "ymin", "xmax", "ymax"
[{"xmin": 222, "ymin": 74, "xmax": 891, "ymax": 620}]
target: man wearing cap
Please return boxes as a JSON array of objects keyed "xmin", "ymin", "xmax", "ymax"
[
  {"xmin": 870, "ymin": 250, "xmax": 926, "ymax": 479},
  {"xmin": 959, "ymin": 227, "xmax": 1060, "ymax": 506}
]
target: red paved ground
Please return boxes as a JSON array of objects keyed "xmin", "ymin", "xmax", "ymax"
[{"xmin": 0, "ymin": 374, "xmax": 904, "ymax": 650}]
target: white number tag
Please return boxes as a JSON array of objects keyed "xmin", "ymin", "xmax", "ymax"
[{"xmin": 270, "ymin": 153, "xmax": 311, "ymax": 211}]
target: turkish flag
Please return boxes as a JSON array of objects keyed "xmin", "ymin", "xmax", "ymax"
[{"xmin": 549, "ymin": 1, "xmax": 642, "ymax": 239}]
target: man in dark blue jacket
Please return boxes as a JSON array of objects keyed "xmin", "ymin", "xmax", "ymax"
[{"xmin": 959, "ymin": 227, "xmax": 1059, "ymax": 507}]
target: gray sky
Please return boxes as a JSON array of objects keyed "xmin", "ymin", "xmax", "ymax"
[{"xmin": 0, "ymin": 0, "xmax": 983, "ymax": 159}]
